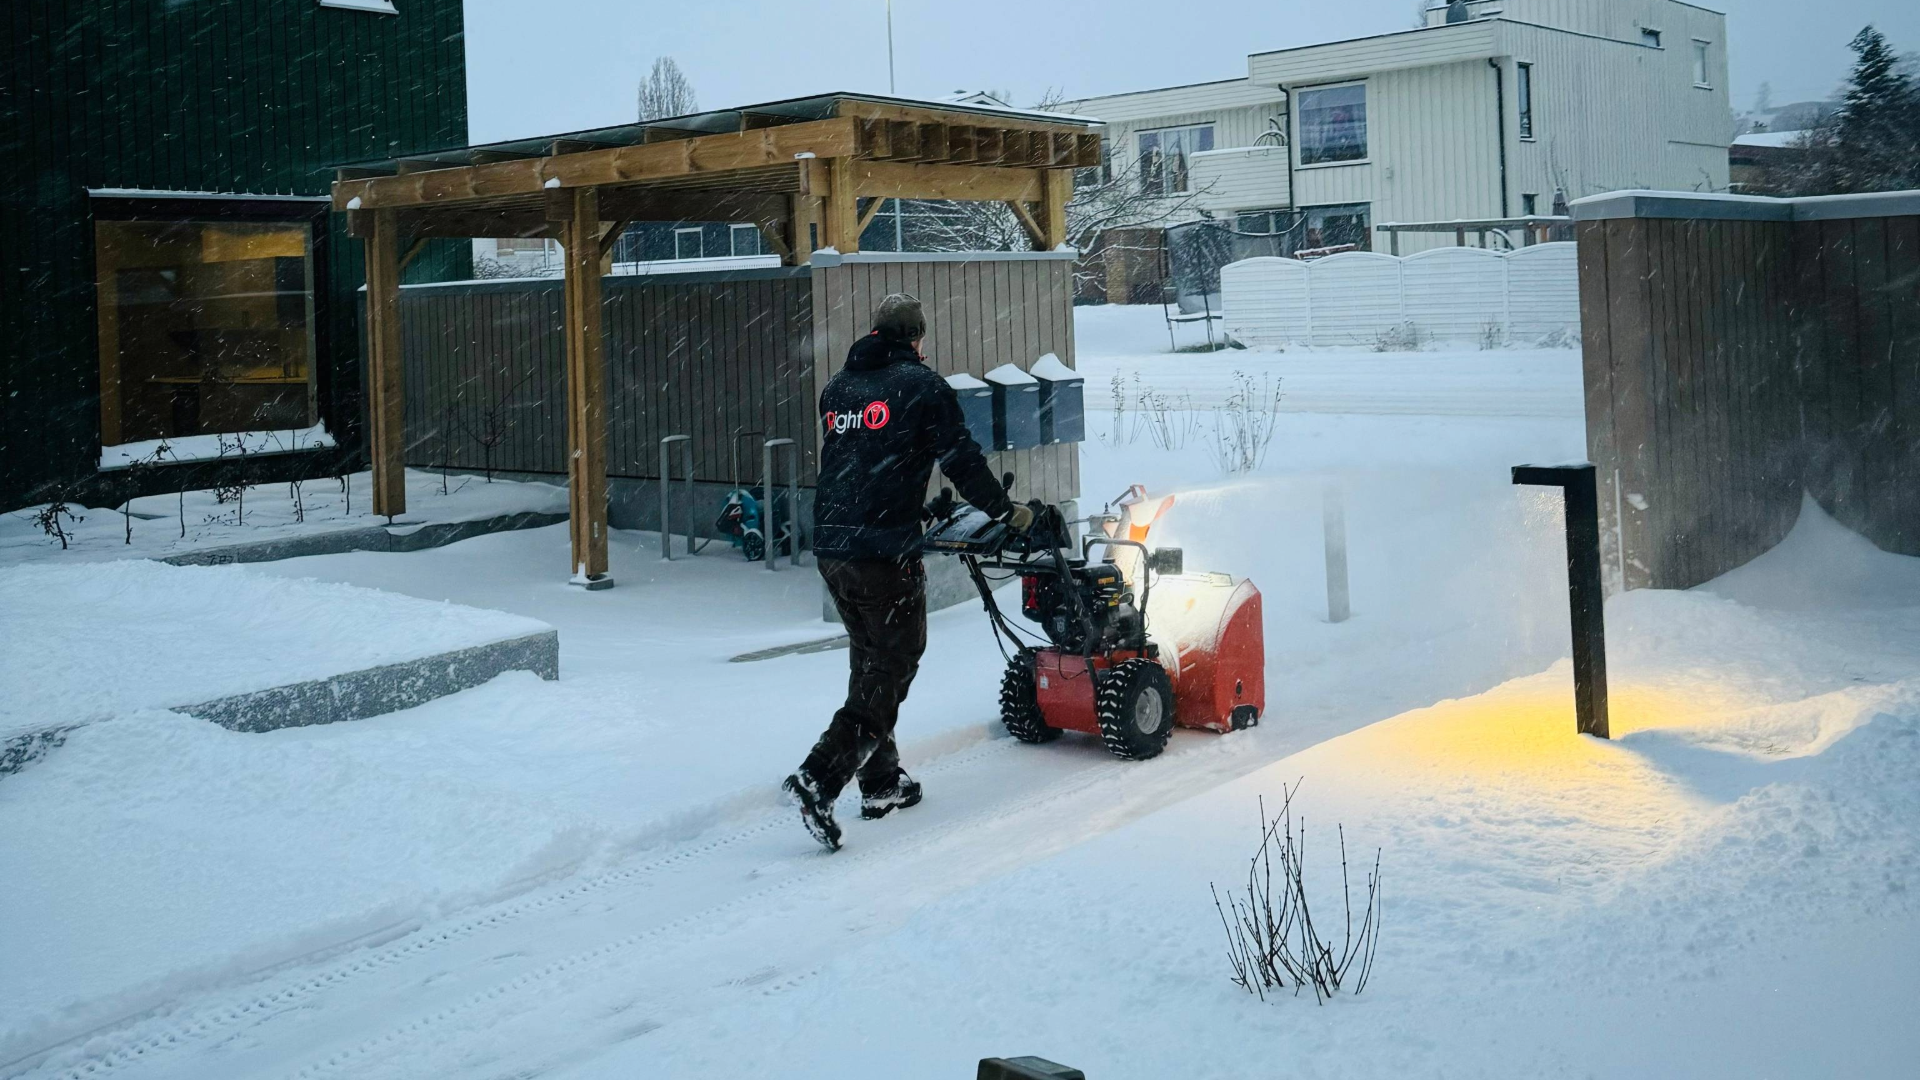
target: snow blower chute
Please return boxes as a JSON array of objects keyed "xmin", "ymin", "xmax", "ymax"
[{"xmin": 923, "ymin": 483, "xmax": 1264, "ymax": 760}]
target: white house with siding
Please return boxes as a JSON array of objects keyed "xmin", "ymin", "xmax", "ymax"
[{"xmin": 1066, "ymin": 0, "xmax": 1731, "ymax": 255}]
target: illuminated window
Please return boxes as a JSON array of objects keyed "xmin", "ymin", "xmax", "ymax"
[
  {"xmin": 1297, "ymin": 83, "xmax": 1368, "ymax": 165},
  {"xmin": 94, "ymin": 217, "xmax": 317, "ymax": 447}
]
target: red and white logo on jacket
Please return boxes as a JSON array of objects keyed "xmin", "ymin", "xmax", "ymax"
[{"xmin": 824, "ymin": 400, "xmax": 891, "ymax": 435}]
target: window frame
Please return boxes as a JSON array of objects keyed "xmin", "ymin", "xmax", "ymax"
[
  {"xmin": 1292, "ymin": 202, "xmax": 1373, "ymax": 255},
  {"xmin": 1692, "ymin": 39, "xmax": 1713, "ymax": 88},
  {"xmin": 673, "ymin": 226, "xmax": 704, "ymax": 260},
  {"xmin": 1640, "ymin": 27, "xmax": 1663, "ymax": 48},
  {"xmin": 87, "ymin": 193, "xmax": 335, "ymax": 454},
  {"xmin": 1516, "ymin": 62, "xmax": 1535, "ymax": 141},
  {"xmin": 1294, "ymin": 80, "xmax": 1370, "ymax": 169},
  {"xmin": 728, "ymin": 223, "xmax": 761, "ymax": 258},
  {"xmin": 1522, "ymin": 193, "xmax": 1539, "ymax": 216},
  {"xmin": 1134, "ymin": 122, "xmax": 1216, "ymax": 197}
]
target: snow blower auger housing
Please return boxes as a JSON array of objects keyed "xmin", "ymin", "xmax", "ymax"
[{"xmin": 923, "ymin": 483, "xmax": 1264, "ymax": 760}]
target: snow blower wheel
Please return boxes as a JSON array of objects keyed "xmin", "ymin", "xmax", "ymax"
[
  {"xmin": 999, "ymin": 650, "xmax": 1060, "ymax": 744},
  {"xmin": 741, "ymin": 528, "xmax": 766, "ymax": 562},
  {"xmin": 1095, "ymin": 658, "xmax": 1175, "ymax": 760}
]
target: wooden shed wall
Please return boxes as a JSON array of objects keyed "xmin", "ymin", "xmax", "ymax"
[
  {"xmin": 400, "ymin": 269, "xmax": 818, "ymax": 485},
  {"xmin": 1577, "ymin": 203, "xmax": 1920, "ymax": 592},
  {"xmin": 810, "ymin": 255, "xmax": 1082, "ymax": 507},
  {"xmin": 0, "ymin": 0, "xmax": 469, "ymax": 509}
]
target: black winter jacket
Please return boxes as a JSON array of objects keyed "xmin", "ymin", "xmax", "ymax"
[{"xmin": 812, "ymin": 333, "xmax": 1013, "ymax": 561}]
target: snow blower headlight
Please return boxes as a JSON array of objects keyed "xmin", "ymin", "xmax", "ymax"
[{"xmin": 1149, "ymin": 547, "xmax": 1184, "ymax": 576}]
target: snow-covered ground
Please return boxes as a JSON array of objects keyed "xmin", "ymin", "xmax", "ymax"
[
  {"xmin": 4, "ymin": 307, "xmax": 1915, "ymax": 1079},
  {"xmin": 0, "ymin": 468, "xmax": 565, "ymax": 567}
]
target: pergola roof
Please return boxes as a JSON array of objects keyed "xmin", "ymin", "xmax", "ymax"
[{"xmin": 335, "ymin": 92, "xmax": 1102, "ymax": 175}]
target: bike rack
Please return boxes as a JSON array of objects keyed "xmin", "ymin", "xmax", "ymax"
[
  {"xmin": 762, "ymin": 437, "xmax": 802, "ymax": 570},
  {"xmin": 729, "ymin": 430, "xmax": 764, "ymax": 491},
  {"xmin": 659, "ymin": 434, "xmax": 695, "ymax": 560}
]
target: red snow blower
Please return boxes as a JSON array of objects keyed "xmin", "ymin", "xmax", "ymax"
[{"xmin": 923, "ymin": 483, "xmax": 1264, "ymax": 760}]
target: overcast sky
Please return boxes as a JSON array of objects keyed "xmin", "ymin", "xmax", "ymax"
[{"xmin": 464, "ymin": 0, "xmax": 1920, "ymax": 143}]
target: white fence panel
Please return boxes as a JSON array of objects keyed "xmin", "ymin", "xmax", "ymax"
[
  {"xmin": 1402, "ymin": 248, "xmax": 1508, "ymax": 342},
  {"xmin": 1506, "ymin": 243, "xmax": 1581, "ymax": 340},
  {"xmin": 1302, "ymin": 253, "xmax": 1404, "ymax": 348},
  {"xmin": 1221, "ymin": 241, "xmax": 1579, "ymax": 350},
  {"xmin": 1219, "ymin": 258, "xmax": 1312, "ymax": 346}
]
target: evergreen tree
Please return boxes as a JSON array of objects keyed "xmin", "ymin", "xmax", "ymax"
[{"xmin": 1830, "ymin": 27, "xmax": 1919, "ymax": 192}]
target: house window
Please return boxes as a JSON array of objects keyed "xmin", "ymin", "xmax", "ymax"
[
  {"xmin": 729, "ymin": 223, "xmax": 761, "ymax": 257},
  {"xmin": 1693, "ymin": 40, "xmax": 1713, "ymax": 87},
  {"xmin": 673, "ymin": 227, "xmax": 704, "ymax": 260},
  {"xmin": 1236, "ymin": 209, "xmax": 1291, "ymax": 235},
  {"xmin": 94, "ymin": 215, "xmax": 318, "ymax": 448},
  {"xmin": 1136, "ymin": 124, "xmax": 1215, "ymax": 196},
  {"xmin": 1294, "ymin": 203, "xmax": 1372, "ymax": 255},
  {"xmin": 1517, "ymin": 63, "xmax": 1535, "ymax": 140},
  {"xmin": 1641, "ymin": 28, "xmax": 1662, "ymax": 48},
  {"xmin": 1522, "ymin": 193, "xmax": 1539, "ymax": 216},
  {"xmin": 318, "ymin": 0, "xmax": 397, "ymax": 13},
  {"xmin": 1297, "ymin": 83, "xmax": 1368, "ymax": 165}
]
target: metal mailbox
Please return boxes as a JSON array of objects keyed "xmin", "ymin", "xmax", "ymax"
[
  {"xmin": 1029, "ymin": 352, "xmax": 1084, "ymax": 444},
  {"xmin": 946, "ymin": 372, "xmax": 996, "ymax": 452},
  {"xmin": 984, "ymin": 363, "xmax": 1042, "ymax": 450}
]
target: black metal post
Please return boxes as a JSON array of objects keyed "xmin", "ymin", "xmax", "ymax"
[{"xmin": 1512, "ymin": 464, "xmax": 1611, "ymax": 739}]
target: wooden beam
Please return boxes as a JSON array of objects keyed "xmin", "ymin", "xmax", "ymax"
[
  {"xmin": 823, "ymin": 155, "xmax": 860, "ymax": 253},
  {"xmin": 916, "ymin": 123, "xmax": 949, "ymax": 163},
  {"xmin": 598, "ymin": 218, "xmax": 633, "ymax": 260},
  {"xmin": 560, "ymin": 187, "xmax": 611, "ymax": 586},
  {"xmin": 851, "ymin": 159, "xmax": 1043, "ymax": 203},
  {"xmin": 362, "ymin": 209, "xmax": 405, "ymax": 519},
  {"xmin": 1074, "ymin": 132, "xmax": 1103, "ymax": 169},
  {"xmin": 398, "ymin": 234, "xmax": 430, "ymax": 269},
  {"xmin": 1008, "ymin": 200, "xmax": 1045, "ymax": 248},
  {"xmin": 756, "ymin": 218, "xmax": 793, "ymax": 261},
  {"xmin": 1039, "ymin": 168, "xmax": 1072, "ymax": 250},
  {"xmin": 857, "ymin": 117, "xmax": 892, "ymax": 158},
  {"xmin": 332, "ymin": 117, "xmax": 859, "ymax": 211},
  {"xmin": 856, "ymin": 197, "xmax": 889, "ymax": 236},
  {"xmin": 835, "ymin": 98, "xmax": 1100, "ymax": 139},
  {"xmin": 788, "ymin": 193, "xmax": 822, "ymax": 264},
  {"xmin": 886, "ymin": 120, "xmax": 919, "ymax": 160},
  {"xmin": 946, "ymin": 126, "xmax": 978, "ymax": 164}
]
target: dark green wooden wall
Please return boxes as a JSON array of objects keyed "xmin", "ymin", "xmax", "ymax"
[{"xmin": 0, "ymin": 0, "xmax": 470, "ymax": 510}]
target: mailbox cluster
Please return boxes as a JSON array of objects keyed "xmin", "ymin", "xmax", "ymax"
[{"xmin": 974, "ymin": 355, "xmax": 1084, "ymax": 451}]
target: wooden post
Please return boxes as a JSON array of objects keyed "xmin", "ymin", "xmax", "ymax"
[
  {"xmin": 560, "ymin": 188, "xmax": 613, "ymax": 588},
  {"xmin": 1038, "ymin": 168, "xmax": 1072, "ymax": 251},
  {"xmin": 823, "ymin": 156, "xmax": 860, "ymax": 253},
  {"xmin": 788, "ymin": 193, "xmax": 821, "ymax": 264},
  {"xmin": 362, "ymin": 208, "xmax": 406, "ymax": 519}
]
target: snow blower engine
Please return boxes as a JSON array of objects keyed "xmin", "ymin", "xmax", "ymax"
[{"xmin": 923, "ymin": 482, "xmax": 1264, "ymax": 760}]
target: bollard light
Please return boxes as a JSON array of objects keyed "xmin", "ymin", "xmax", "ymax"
[{"xmin": 1512, "ymin": 463, "xmax": 1611, "ymax": 739}]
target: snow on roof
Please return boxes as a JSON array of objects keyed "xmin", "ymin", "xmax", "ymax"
[
  {"xmin": 984, "ymin": 363, "xmax": 1038, "ymax": 386},
  {"xmin": 946, "ymin": 373, "xmax": 989, "ymax": 390},
  {"xmin": 1733, "ymin": 130, "xmax": 1811, "ymax": 148},
  {"xmin": 1028, "ymin": 353, "xmax": 1079, "ymax": 382}
]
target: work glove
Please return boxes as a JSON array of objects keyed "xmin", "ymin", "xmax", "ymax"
[{"xmin": 1004, "ymin": 504, "xmax": 1036, "ymax": 534}]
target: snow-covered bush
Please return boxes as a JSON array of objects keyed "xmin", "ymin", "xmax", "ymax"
[{"xmin": 1205, "ymin": 371, "xmax": 1283, "ymax": 475}]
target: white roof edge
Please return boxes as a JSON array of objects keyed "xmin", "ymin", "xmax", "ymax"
[
  {"xmin": 1571, "ymin": 188, "xmax": 1920, "ymax": 223},
  {"xmin": 87, "ymin": 188, "xmax": 330, "ymax": 202}
]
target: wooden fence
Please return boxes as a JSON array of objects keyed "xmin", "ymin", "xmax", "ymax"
[
  {"xmin": 1575, "ymin": 190, "xmax": 1920, "ymax": 591},
  {"xmin": 399, "ymin": 252, "xmax": 1081, "ymax": 508}
]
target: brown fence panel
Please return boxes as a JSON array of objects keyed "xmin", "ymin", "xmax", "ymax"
[
  {"xmin": 1578, "ymin": 192, "xmax": 1920, "ymax": 591},
  {"xmin": 398, "ymin": 267, "xmax": 814, "ymax": 485}
]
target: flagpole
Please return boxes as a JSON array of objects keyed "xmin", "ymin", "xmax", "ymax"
[{"xmin": 887, "ymin": 0, "xmax": 896, "ymax": 95}]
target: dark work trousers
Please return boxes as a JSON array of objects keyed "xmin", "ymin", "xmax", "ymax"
[{"xmin": 801, "ymin": 557, "xmax": 929, "ymax": 801}]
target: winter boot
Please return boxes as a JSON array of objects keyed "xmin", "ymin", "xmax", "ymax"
[
  {"xmin": 859, "ymin": 770, "xmax": 923, "ymax": 820},
  {"xmin": 782, "ymin": 770, "xmax": 842, "ymax": 852}
]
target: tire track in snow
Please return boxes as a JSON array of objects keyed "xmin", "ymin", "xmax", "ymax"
[
  {"xmin": 11, "ymin": 734, "xmax": 1018, "ymax": 1080},
  {"xmin": 272, "ymin": 748, "xmax": 1144, "ymax": 1080}
]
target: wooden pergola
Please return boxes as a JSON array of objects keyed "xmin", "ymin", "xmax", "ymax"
[{"xmin": 333, "ymin": 93, "xmax": 1101, "ymax": 587}]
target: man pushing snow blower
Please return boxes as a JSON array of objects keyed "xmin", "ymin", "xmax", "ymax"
[{"xmin": 783, "ymin": 293, "xmax": 1032, "ymax": 852}]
